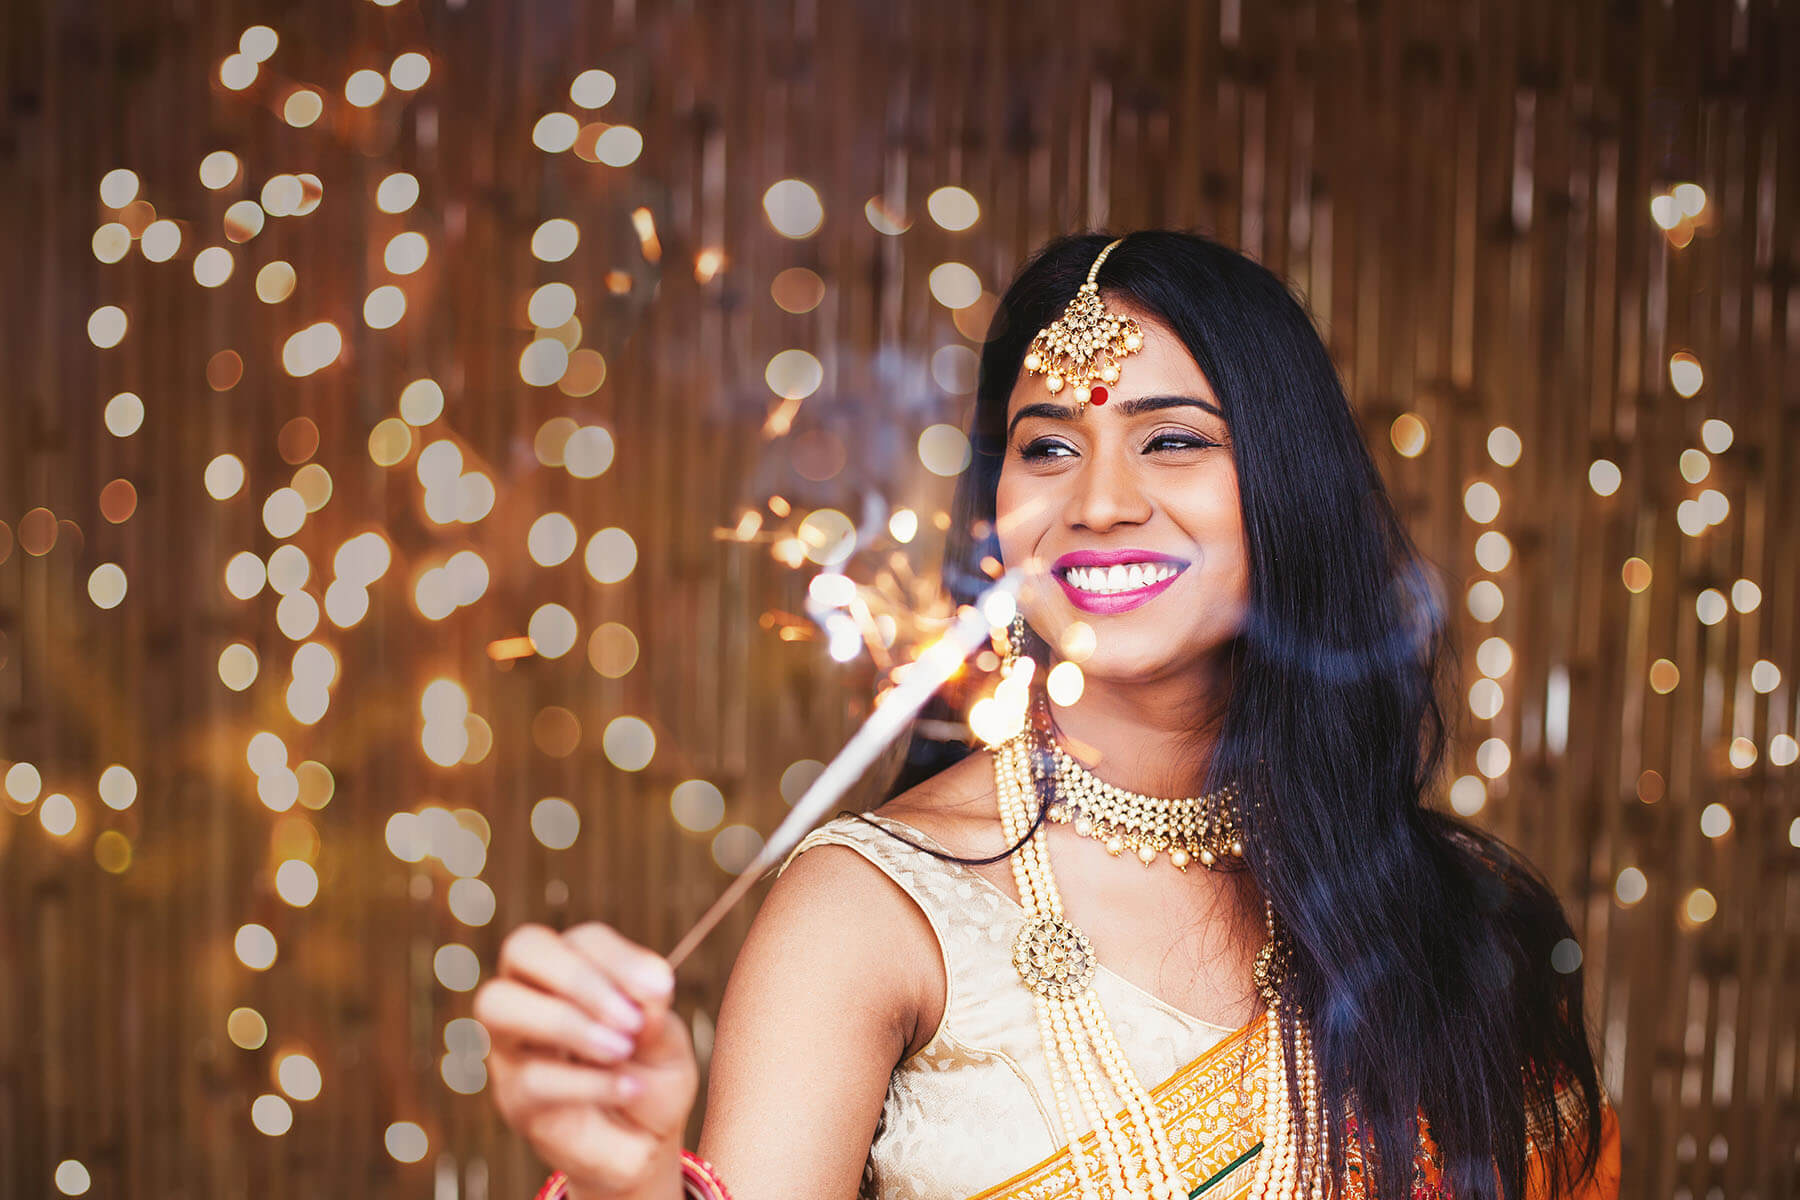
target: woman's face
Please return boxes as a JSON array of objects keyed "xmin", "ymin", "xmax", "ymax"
[{"xmin": 995, "ymin": 301, "xmax": 1250, "ymax": 685}]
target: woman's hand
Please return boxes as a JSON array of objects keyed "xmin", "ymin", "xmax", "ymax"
[{"xmin": 477, "ymin": 922, "xmax": 698, "ymax": 1200}]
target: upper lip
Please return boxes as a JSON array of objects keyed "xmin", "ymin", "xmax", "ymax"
[{"xmin": 1052, "ymin": 548, "xmax": 1190, "ymax": 572}]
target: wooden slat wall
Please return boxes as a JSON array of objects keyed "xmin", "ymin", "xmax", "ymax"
[{"xmin": 0, "ymin": 0, "xmax": 1794, "ymax": 1196}]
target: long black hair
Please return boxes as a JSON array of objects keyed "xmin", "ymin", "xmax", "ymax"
[{"xmin": 885, "ymin": 231, "xmax": 1605, "ymax": 1200}]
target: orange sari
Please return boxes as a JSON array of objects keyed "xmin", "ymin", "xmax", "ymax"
[{"xmin": 969, "ymin": 1018, "xmax": 1620, "ymax": 1200}]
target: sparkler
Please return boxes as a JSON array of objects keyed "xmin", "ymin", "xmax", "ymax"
[{"xmin": 666, "ymin": 573, "xmax": 1020, "ymax": 968}]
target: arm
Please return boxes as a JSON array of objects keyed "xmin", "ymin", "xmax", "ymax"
[{"xmin": 696, "ymin": 842, "xmax": 945, "ymax": 1200}]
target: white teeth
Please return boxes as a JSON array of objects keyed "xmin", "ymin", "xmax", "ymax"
[{"xmin": 1062, "ymin": 562, "xmax": 1181, "ymax": 595}]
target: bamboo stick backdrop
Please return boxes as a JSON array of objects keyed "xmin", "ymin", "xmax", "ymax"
[{"xmin": 1, "ymin": 0, "xmax": 1796, "ymax": 1196}]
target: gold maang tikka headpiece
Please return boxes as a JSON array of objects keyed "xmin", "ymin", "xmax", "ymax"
[{"xmin": 1021, "ymin": 237, "xmax": 1144, "ymax": 414}]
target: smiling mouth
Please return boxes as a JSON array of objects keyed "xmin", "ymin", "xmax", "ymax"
[{"xmin": 1056, "ymin": 561, "xmax": 1186, "ymax": 595}]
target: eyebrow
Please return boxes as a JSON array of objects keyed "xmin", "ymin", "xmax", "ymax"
[{"xmin": 1006, "ymin": 394, "xmax": 1224, "ymax": 438}]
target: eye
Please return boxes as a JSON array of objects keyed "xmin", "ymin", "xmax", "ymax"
[
  {"xmin": 1144, "ymin": 430, "xmax": 1218, "ymax": 453},
  {"xmin": 1018, "ymin": 437, "xmax": 1077, "ymax": 460}
]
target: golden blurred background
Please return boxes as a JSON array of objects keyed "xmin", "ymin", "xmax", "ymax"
[{"xmin": 1, "ymin": 0, "xmax": 1796, "ymax": 1196}]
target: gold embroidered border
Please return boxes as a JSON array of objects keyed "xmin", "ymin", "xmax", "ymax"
[{"xmin": 968, "ymin": 1018, "xmax": 1267, "ymax": 1200}]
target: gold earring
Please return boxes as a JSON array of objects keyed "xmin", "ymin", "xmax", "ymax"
[{"xmin": 1002, "ymin": 614, "xmax": 1029, "ymax": 673}]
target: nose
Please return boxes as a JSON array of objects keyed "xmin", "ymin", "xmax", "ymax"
[{"xmin": 1062, "ymin": 447, "xmax": 1152, "ymax": 533}]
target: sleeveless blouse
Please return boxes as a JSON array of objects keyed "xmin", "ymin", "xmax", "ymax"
[{"xmin": 781, "ymin": 812, "xmax": 1245, "ymax": 1200}]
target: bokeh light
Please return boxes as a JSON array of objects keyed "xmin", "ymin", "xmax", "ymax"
[
  {"xmin": 527, "ymin": 604, "xmax": 578, "ymax": 658},
  {"xmin": 765, "ymin": 349, "xmax": 823, "ymax": 400},
  {"xmin": 671, "ymin": 780, "xmax": 726, "ymax": 833},
  {"xmin": 1614, "ymin": 867, "xmax": 1647, "ymax": 907},
  {"xmin": 928, "ymin": 262, "xmax": 981, "ymax": 309},
  {"xmin": 534, "ymin": 113, "xmax": 578, "ymax": 153},
  {"xmin": 1668, "ymin": 352, "xmax": 1704, "ymax": 397},
  {"xmin": 433, "ymin": 944, "xmax": 479, "ymax": 992},
  {"xmin": 200, "ymin": 149, "xmax": 240, "ymax": 188},
  {"xmin": 918, "ymin": 424, "xmax": 972, "ymax": 476},
  {"xmin": 389, "ymin": 52, "xmax": 431, "ymax": 91},
  {"xmin": 528, "ymin": 513, "xmax": 578, "ymax": 566},
  {"xmin": 376, "ymin": 172, "xmax": 420, "ymax": 214},
  {"xmin": 87, "ymin": 563, "xmax": 128, "ymax": 609},
  {"xmin": 251, "ymin": 1094, "xmax": 292, "ymax": 1136},
  {"xmin": 385, "ymin": 1122, "xmax": 429, "ymax": 1164},
  {"xmin": 54, "ymin": 1161, "xmax": 91, "ymax": 1196},
  {"xmin": 584, "ymin": 528, "xmax": 637, "ymax": 584},
  {"xmin": 530, "ymin": 797, "xmax": 580, "ymax": 850},
  {"xmin": 602, "ymin": 717, "xmax": 656, "ymax": 771},
  {"xmin": 235, "ymin": 924, "xmax": 278, "ymax": 970},
  {"xmin": 1389, "ymin": 413, "xmax": 1429, "ymax": 458},
  {"xmin": 1486, "ymin": 426, "xmax": 1522, "ymax": 467},
  {"xmin": 277, "ymin": 1053, "xmax": 323, "ymax": 1102},
  {"xmin": 762, "ymin": 179, "xmax": 824, "ymax": 238},
  {"xmin": 1448, "ymin": 775, "xmax": 1486, "ymax": 817},
  {"xmin": 88, "ymin": 305, "xmax": 127, "ymax": 348},
  {"xmin": 531, "ymin": 219, "xmax": 580, "ymax": 262},
  {"xmin": 345, "ymin": 68, "xmax": 386, "ymax": 107},
  {"xmin": 39, "ymin": 793, "xmax": 78, "ymax": 836},
  {"xmin": 927, "ymin": 185, "xmax": 980, "ymax": 231},
  {"xmin": 98, "ymin": 764, "xmax": 137, "ymax": 811},
  {"xmin": 570, "ymin": 69, "xmax": 616, "ymax": 108},
  {"xmin": 1462, "ymin": 481, "xmax": 1500, "ymax": 523},
  {"xmin": 587, "ymin": 623, "xmax": 639, "ymax": 678},
  {"xmin": 282, "ymin": 89, "xmax": 324, "ymax": 127},
  {"xmin": 712, "ymin": 825, "xmax": 764, "ymax": 873},
  {"xmin": 99, "ymin": 168, "xmax": 139, "ymax": 208}
]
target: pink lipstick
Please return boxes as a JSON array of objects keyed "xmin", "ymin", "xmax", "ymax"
[{"xmin": 1051, "ymin": 549, "xmax": 1190, "ymax": 615}]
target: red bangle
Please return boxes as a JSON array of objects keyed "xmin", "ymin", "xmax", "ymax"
[
  {"xmin": 531, "ymin": 1154, "xmax": 731, "ymax": 1200},
  {"xmin": 680, "ymin": 1151, "xmax": 734, "ymax": 1200}
]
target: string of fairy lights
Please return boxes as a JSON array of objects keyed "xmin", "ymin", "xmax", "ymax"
[{"xmin": 2, "ymin": 6, "xmax": 1793, "ymax": 1195}]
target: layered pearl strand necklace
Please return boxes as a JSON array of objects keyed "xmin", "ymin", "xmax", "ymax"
[
  {"xmin": 996, "ymin": 730, "xmax": 1186, "ymax": 1200},
  {"xmin": 1247, "ymin": 904, "xmax": 1329, "ymax": 1200},
  {"xmin": 994, "ymin": 723, "xmax": 1330, "ymax": 1200}
]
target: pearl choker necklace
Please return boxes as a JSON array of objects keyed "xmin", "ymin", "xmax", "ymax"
[{"xmin": 1045, "ymin": 739, "xmax": 1245, "ymax": 870}]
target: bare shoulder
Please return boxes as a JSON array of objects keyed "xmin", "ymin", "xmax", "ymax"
[
  {"xmin": 751, "ymin": 833, "xmax": 932, "ymax": 973},
  {"xmin": 872, "ymin": 747, "xmax": 1014, "ymax": 859},
  {"xmin": 723, "ymin": 813, "xmax": 946, "ymax": 1051},
  {"xmin": 704, "ymin": 808, "xmax": 952, "ymax": 1192}
]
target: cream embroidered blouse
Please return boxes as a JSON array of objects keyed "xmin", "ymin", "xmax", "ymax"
[{"xmin": 781, "ymin": 812, "xmax": 1242, "ymax": 1200}]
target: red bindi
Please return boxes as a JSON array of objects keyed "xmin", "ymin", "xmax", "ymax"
[{"xmin": 1089, "ymin": 385, "xmax": 1108, "ymax": 405}]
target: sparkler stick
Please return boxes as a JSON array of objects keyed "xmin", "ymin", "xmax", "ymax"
[{"xmin": 666, "ymin": 573, "xmax": 1021, "ymax": 969}]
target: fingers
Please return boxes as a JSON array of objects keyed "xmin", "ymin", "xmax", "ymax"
[
  {"xmin": 473, "ymin": 978, "xmax": 635, "ymax": 1066},
  {"xmin": 610, "ymin": 1008, "xmax": 699, "ymax": 1133},
  {"xmin": 490, "ymin": 1048, "xmax": 644, "ymax": 1113},
  {"xmin": 496, "ymin": 924, "xmax": 650, "ymax": 1034},
  {"xmin": 564, "ymin": 922, "xmax": 676, "ymax": 1009},
  {"xmin": 482, "ymin": 922, "xmax": 700, "ymax": 1187}
]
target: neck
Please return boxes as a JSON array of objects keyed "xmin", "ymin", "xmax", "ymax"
[{"xmin": 1042, "ymin": 654, "xmax": 1231, "ymax": 798}]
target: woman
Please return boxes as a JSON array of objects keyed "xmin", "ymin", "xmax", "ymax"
[{"xmin": 474, "ymin": 231, "xmax": 1621, "ymax": 1200}]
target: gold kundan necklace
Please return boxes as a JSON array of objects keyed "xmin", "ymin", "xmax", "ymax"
[
  {"xmin": 1046, "ymin": 737, "xmax": 1244, "ymax": 870},
  {"xmin": 995, "ymin": 723, "xmax": 1328, "ymax": 1199}
]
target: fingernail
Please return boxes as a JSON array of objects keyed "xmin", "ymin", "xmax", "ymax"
[
  {"xmin": 636, "ymin": 962, "xmax": 675, "ymax": 997},
  {"xmin": 588, "ymin": 1024, "xmax": 633, "ymax": 1062},
  {"xmin": 615, "ymin": 1074, "xmax": 643, "ymax": 1099},
  {"xmin": 602, "ymin": 992, "xmax": 646, "ymax": 1033}
]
